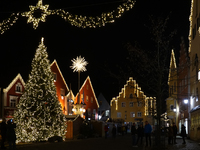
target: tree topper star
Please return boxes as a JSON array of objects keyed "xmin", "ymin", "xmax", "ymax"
[{"xmin": 22, "ymin": 0, "xmax": 50, "ymax": 29}]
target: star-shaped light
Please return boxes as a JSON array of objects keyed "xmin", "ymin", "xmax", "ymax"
[
  {"xmin": 70, "ymin": 56, "xmax": 88, "ymax": 72},
  {"xmin": 22, "ymin": 0, "xmax": 49, "ymax": 29}
]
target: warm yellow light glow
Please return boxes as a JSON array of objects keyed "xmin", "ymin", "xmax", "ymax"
[
  {"xmin": 70, "ymin": 56, "xmax": 88, "ymax": 72},
  {"xmin": 21, "ymin": 0, "xmax": 50, "ymax": 29}
]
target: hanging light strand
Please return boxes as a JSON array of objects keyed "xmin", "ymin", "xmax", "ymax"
[{"xmin": 0, "ymin": 0, "xmax": 136, "ymax": 34}]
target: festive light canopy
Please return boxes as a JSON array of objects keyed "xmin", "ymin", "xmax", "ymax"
[
  {"xmin": 70, "ymin": 56, "xmax": 88, "ymax": 72},
  {"xmin": 0, "ymin": 0, "xmax": 136, "ymax": 34}
]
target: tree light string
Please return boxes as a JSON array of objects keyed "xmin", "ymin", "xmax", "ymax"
[{"xmin": 0, "ymin": 0, "xmax": 136, "ymax": 34}]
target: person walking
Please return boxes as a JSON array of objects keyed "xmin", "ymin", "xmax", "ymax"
[
  {"xmin": 181, "ymin": 124, "xmax": 186, "ymax": 144},
  {"xmin": 112, "ymin": 124, "xmax": 116, "ymax": 138},
  {"xmin": 144, "ymin": 121, "xmax": 152, "ymax": 147},
  {"xmin": 7, "ymin": 119, "xmax": 16, "ymax": 150},
  {"xmin": 0, "ymin": 118, "xmax": 7, "ymax": 149},
  {"xmin": 172, "ymin": 122, "xmax": 177, "ymax": 144},
  {"xmin": 168, "ymin": 125, "xmax": 173, "ymax": 145},
  {"xmin": 131, "ymin": 123, "xmax": 138, "ymax": 147},
  {"xmin": 136, "ymin": 124, "xmax": 144, "ymax": 145}
]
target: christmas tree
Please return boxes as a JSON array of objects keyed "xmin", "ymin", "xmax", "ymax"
[{"xmin": 14, "ymin": 37, "xmax": 67, "ymax": 142}]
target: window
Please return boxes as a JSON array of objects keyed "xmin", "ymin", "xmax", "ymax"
[
  {"xmin": 86, "ymin": 95, "xmax": 88, "ymax": 102},
  {"xmin": 60, "ymin": 88, "xmax": 65, "ymax": 96},
  {"xmin": 53, "ymin": 72, "xmax": 57, "ymax": 82},
  {"xmin": 130, "ymin": 94, "xmax": 133, "ymax": 98},
  {"xmin": 9, "ymin": 96, "xmax": 18, "ymax": 107},
  {"xmin": 137, "ymin": 112, "xmax": 142, "ymax": 117},
  {"xmin": 121, "ymin": 102, "xmax": 126, "ymax": 107},
  {"xmin": 129, "ymin": 102, "xmax": 133, "ymax": 107},
  {"xmin": 125, "ymin": 114, "xmax": 127, "ymax": 120},
  {"xmin": 91, "ymin": 97, "xmax": 93, "ymax": 103},
  {"xmin": 170, "ymin": 105, "xmax": 174, "ymax": 111},
  {"xmin": 117, "ymin": 112, "xmax": 121, "ymax": 118},
  {"xmin": 88, "ymin": 108, "xmax": 91, "ymax": 116},
  {"xmin": 130, "ymin": 112, "xmax": 135, "ymax": 117},
  {"xmin": 174, "ymin": 82, "xmax": 176, "ymax": 92},
  {"xmin": 105, "ymin": 110, "xmax": 109, "ymax": 116},
  {"xmin": 87, "ymin": 84, "xmax": 89, "ymax": 90},
  {"xmin": 15, "ymin": 83, "xmax": 22, "ymax": 93}
]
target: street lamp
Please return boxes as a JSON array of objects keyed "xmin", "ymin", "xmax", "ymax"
[{"xmin": 184, "ymin": 99, "xmax": 188, "ymax": 104}]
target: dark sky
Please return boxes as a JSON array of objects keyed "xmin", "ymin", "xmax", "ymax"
[{"xmin": 0, "ymin": 0, "xmax": 191, "ymax": 101}]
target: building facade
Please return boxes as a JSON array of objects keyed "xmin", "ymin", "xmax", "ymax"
[
  {"xmin": 1, "ymin": 74, "xmax": 25, "ymax": 120},
  {"xmin": 166, "ymin": 50, "xmax": 178, "ymax": 128},
  {"xmin": 110, "ymin": 77, "xmax": 156, "ymax": 128},
  {"xmin": 97, "ymin": 93, "xmax": 110, "ymax": 121},
  {"xmin": 73, "ymin": 76, "xmax": 99, "ymax": 120},
  {"xmin": 177, "ymin": 37, "xmax": 190, "ymax": 134},
  {"xmin": 188, "ymin": 0, "xmax": 200, "ymax": 140}
]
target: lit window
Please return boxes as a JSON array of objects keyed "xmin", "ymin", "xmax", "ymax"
[
  {"xmin": 15, "ymin": 83, "xmax": 22, "ymax": 93},
  {"xmin": 130, "ymin": 112, "xmax": 135, "ymax": 117},
  {"xmin": 198, "ymin": 70, "xmax": 200, "ymax": 81},
  {"xmin": 137, "ymin": 112, "xmax": 142, "ymax": 117},
  {"xmin": 91, "ymin": 97, "xmax": 93, "ymax": 103},
  {"xmin": 53, "ymin": 72, "xmax": 57, "ymax": 82},
  {"xmin": 105, "ymin": 110, "xmax": 109, "ymax": 116},
  {"xmin": 86, "ymin": 95, "xmax": 88, "ymax": 102},
  {"xmin": 122, "ymin": 102, "xmax": 126, "ymax": 107}
]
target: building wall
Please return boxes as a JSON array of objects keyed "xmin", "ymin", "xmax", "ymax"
[
  {"xmin": 51, "ymin": 61, "xmax": 69, "ymax": 111},
  {"xmin": 110, "ymin": 77, "xmax": 155, "ymax": 126},
  {"xmin": 189, "ymin": 0, "xmax": 200, "ymax": 140}
]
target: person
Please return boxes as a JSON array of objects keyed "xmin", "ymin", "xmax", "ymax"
[
  {"xmin": 7, "ymin": 119, "xmax": 16, "ymax": 150},
  {"xmin": 104, "ymin": 124, "xmax": 108, "ymax": 139},
  {"xmin": 172, "ymin": 122, "xmax": 177, "ymax": 144},
  {"xmin": 181, "ymin": 124, "xmax": 186, "ymax": 144},
  {"xmin": 136, "ymin": 124, "xmax": 144, "ymax": 145},
  {"xmin": 112, "ymin": 124, "xmax": 116, "ymax": 138},
  {"xmin": 168, "ymin": 125, "xmax": 173, "ymax": 144},
  {"xmin": 144, "ymin": 121, "xmax": 152, "ymax": 147},
  {"xmin": 0, "ymin": 118, "xmax": 7, "ymax": 149},
  {"xmin": 131, "ymin": 123, "xmax": 138, "ymax": 147}
]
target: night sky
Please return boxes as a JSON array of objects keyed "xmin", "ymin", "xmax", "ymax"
[{"xmin": 0, "ymin": 0, "xmax": 191, "ymax": 102}]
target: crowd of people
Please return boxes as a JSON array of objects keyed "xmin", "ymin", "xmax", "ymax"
[{"xmin": 0, "ymin": 118, "xmax": 17, "ymax": 150}]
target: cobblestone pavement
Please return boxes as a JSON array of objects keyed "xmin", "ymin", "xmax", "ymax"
[{"xmin": 6, "ymin": 134, "xmax": 200, "ymax": 150}]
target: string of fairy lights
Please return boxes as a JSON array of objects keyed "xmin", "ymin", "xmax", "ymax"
[{"xmin": 0, "ymin": 0, "xmax": 136, "ymax": 34}]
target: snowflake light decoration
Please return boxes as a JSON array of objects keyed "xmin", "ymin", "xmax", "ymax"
[
  {"xmin": 22, "ymin": 0, "xmax": 50, "ymax": 29},
  {"xmin": 70, "ymin": 56, "xmax": 88, "ymax": 72}
]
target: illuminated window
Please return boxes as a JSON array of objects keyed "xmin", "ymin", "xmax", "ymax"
[
  {"xmin": 117, "ymin": 112, "xmax": 121, "ymax": 118},
  {"xmin": 129, "ymin": 102, "xmax": 133, "ymax": 107},
  {"xmin": 130, "ymin": 112, "xmax": 135, "ymax": 117},
  {"xmin": 91, "ymin": 97, "xmax": 93, "ymax": 103},
  {"xmin": 53, "ymin": 72, "xmax": 57, "ymax": 82},
  {"xmin": 86, "ymin": 95, "xmax": 88, "ymax": 102},
  {"xmin": 105, "ymin": 110, "xmax": 109, "ymax": 116},
  {"xmin": 9, "ymin": 96, "xmax": 18, "ymax": 107},
  {"xmin": 198, "ymin": 70, "xmax": 200, "ymax": 81},
  {"xmin": 15, "ymin": 83, "xmax": 22, "ymax": 93},
  {"xmin": 121, "ymin": 102, "xmax": 126, "ymax": 107},
  {"xmin": 137, "ymin": 112, "xmax": 142, "ymax": 117}
]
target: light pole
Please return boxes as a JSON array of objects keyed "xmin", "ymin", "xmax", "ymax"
[{"xmin": 70, "ymin": 56, "xmax": 88, "ymax": 116}]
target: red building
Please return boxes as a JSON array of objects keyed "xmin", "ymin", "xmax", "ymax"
[
  {"xmin": 74, "ymin": 76, "xmax": 99, "ymax": 120},
  {"xmin": 50, "ymin": 60, "xmax": 74, "ymax": 115},
  {"xmin": 1, "ymin": 74, "xmax": 25, "ymax": 120}
]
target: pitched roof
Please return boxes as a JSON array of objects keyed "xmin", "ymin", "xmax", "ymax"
[
  {"xmin": 50, "ymin": 59, "xmax": 69, "ymax": 91},
  {"xmin": 3, "ymin": 73, "xmax": 25, "ymax": 92},
  {"xmin": 168, "ymin": 49, "xmax": 177, "ymax": 84},
  {"xmin": 75, "ymin": 76, "xmax": 99, "ymax": 108}
]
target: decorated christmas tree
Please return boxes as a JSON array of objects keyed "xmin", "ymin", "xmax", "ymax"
[{"xmin": 14, "ymin": 37, "xmax": 67, "ymax": 142}]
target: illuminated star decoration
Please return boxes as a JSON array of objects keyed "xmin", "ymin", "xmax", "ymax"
[
  {"xmin": 22, "ymin": 0, "xmax": 50, "ymax": 29},
  {"xmin": 70, "ymin": 56, "xmax": 88, "ymax": 72}
]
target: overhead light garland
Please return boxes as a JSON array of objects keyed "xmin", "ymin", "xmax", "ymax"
[{"xmin": 0, "ymin": 0, "xmax": 136, "ymax": 34}]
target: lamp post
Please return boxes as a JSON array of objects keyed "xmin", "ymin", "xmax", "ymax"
[{"xmin": 70, "ymin": 56, "xmax": 88, "ymax": 116}]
